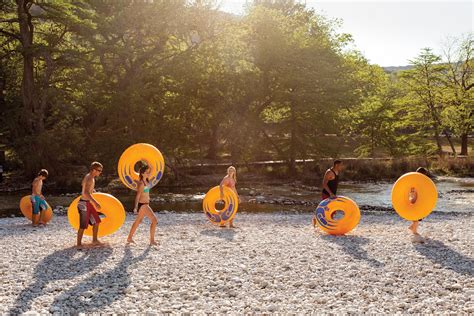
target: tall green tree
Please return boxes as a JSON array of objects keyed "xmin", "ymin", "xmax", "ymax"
[
  {"xmin": 0, "ymin": 0, "xmax": 95, "ymax": 175},
  {"xmin": 245, "ymin": 1, "xmax": 353, "ymax": 175},
  {"xmin": 442, "ymin": 34, "xmax": 473, "ymax": 156},
  {"xmin": 340, "ymin": 61, "xmax": 405, "ymax": 157},
  {"xmin": 398, "ymin": 48, "xmax": 455, "ymax": 156}
]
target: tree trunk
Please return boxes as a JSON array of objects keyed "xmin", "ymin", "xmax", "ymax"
[
  {"xmin": 371, "ymin": 125, "xmax": 375, "ymax": 158},
  {"xmin": 260, "ymin": 126, "xmax": 285, "ymax": 158},
  {"xmin": 443, "ymin": 130, "xmax": 456, "ymax": 156},
  {"xmin": 460, "ymin": 133, "xmax": 468, "ymax": 156},
  {"xmin": 288, "ymin": 106, "xmax": 297, "ymax": 177},
  {"xmin": 434, "ymin": 130, "xmax": 443, "ymax": 156},
  {"xmin": 206, "ymin": 123, "xmax": 219, "ymax": 160},
  {"xmin": 0, "ymin": 64, "xmax": 6, "ymax": 115},
  {"xmin": 17, "ymin": 0, "xmax": 42, "ymax": 134}
]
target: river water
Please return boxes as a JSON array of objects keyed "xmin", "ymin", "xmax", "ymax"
[{"xmin": 0, "ymin": 177, "xmax": 472, "ymax": 218}]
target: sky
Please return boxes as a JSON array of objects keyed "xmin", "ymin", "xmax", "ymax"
[{"xmin": 218, "ymin": 0, "xmax": 473, "ymax": 67}]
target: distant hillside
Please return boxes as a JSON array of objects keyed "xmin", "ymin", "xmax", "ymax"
[{"xmin": 383, "ymin": 65, "xmax": 414, "ymax": 73}]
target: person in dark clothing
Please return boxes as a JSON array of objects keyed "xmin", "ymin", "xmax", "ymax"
[
  {"xmin": 313, "ymin": 160, "xmax": 343, "ymax": 227},
  {"xmin": 322, "ymin": 160, "xmax": 342, "ymax": 200}
]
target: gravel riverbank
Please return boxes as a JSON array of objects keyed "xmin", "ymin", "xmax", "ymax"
[{"xmin": 0, "ymin": 212, "xmax": 473, "ymax": 314}]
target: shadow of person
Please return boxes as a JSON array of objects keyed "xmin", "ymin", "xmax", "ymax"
[
  {"xmin": 9, "ymin": 245, "xmax": 113, "ymax": 314},
  {"xmin": 414, "ymin": 238, "xmax": 473, "ymax": 276},
  {"xmin": 321, "ymin": 235, "xmax": 384, "ymax": 268},
  {"xmin": 49, "ymin": 245, "xmax": 151, "ymax": 313},
  {"xmin": 200, "ymin": 228, "xmax": 237, "ymax": 241},
  {"xmin": 0, "ymin": 223, "xmax": 47, "ymax": 240}
]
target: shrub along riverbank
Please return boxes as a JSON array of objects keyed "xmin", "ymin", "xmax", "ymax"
[{"xmin": 0, "ymin": 157, "xmax": 472, "ymax": 194}]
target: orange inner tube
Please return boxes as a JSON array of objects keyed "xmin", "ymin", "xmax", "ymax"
[
  {"xmin": 67, "ymin": 193, "xmax": 126, "ymax": 237},
  {"xmin": 203, "ymin": 186, "xmax": 239, "ymax": 225},
  {"xmin": 19, "ymin": 195, "xmax": 53, "ymax": 223},
  {"xmin": 315, "ymin": 196, "xmax": 361, "ymax": 235}
]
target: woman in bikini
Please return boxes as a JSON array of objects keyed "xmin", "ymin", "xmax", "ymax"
[
  {"xmin": 127, "ymin": 164, "xmax": 158, "ymax": 245},
  {"xmin": 219, "ymin": 166, "xmax": 239, "ymax": 228}
]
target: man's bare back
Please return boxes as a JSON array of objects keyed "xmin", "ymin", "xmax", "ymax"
[{"xmin": 32, "ymin": 177, "xmax": 43, "ymax": 197}]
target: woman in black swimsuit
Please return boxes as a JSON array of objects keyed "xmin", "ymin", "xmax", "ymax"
[{"xmin": 127, "ymin": 164, "xmax": 158, "ymax": 245}]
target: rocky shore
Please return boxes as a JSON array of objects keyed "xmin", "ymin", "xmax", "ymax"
[{"xmin": 1, "ymin": 212, "xmax": 472, "ymax": 314}]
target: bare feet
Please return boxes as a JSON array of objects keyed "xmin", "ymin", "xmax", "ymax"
[
  {"xmin": 412, "ymin": 233, "xmax": 425, "ymax": 243},
  {"xmin": 150, "ymin": 240, "xmax": 159, "ymax": 246},
  {"xmin": 127, "ymin": 238, "xmax": 135, "ymax": 244},
  {"xmin": 76, "ymin": 244, "xmax": 96, "ymax": 250},
  {"xmin": 91, "ymin": 240, "xmax": 104, "ymax": 247},
  {"xmin": 408, "ymin": 222, "xmax": 419, "ymax": 235},
  {"xmin": 312, "ymin": 216, "xmax": 317, "ymax": 228}
]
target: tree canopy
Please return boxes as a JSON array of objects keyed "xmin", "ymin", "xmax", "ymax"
[{"xmin": 0, "ymin": 0, "xmax": 472, "ymax": 179}]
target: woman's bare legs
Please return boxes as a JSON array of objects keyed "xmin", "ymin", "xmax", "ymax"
[
  {"xmin": 408, "ymin": 188, "xmax": 421, "ymax": 236},
  {"xmin": 127, "ymin": 206, "xmax": 145, "ymax": 243},
  {"xmin": 128, "ymin": 205, "xmax": 158, "ymax": 245},
  {"xmin": 409, "ymin": 221, "xmax": 419, "ymax": 234},
  {"xmin": 142, "ymin": 205, "xmax": 158, "ymax": 245}
]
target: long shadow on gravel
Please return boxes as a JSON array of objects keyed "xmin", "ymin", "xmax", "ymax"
[
  {"xmin": 200, "ymin": 228, "xmax": 237, "ymax": 241},
  {"xmin": 414, "ymin": 238, "xmax": 473, "ymax": 276},
  {"xmin": 9, "ymin": 246, "xmax": 113, "ymax": 314},
  {"xmin": 322, "ymin": 235, "xmax": 384, "ymax": 268},
  {"xmin": 0, "ymin": 223, "xmax": 52, "ymax": 240},
  {"xmin": 49, "ymin": 245, "xmax": 150, "ymax": 313}
]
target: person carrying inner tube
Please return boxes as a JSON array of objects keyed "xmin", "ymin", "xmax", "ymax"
[
  {"xmin": 31, "ymin": 169, "xmax": 49, "ymax": 227},
  {"xmin": 322, "ymin": 160, "xmax": 342, "ymax": 200},
  {"xmin": 313, "ymin": 160, "xmax": 343, "ymax": 227},
  {"xmin": 127, "ymin": 163, "xmax": 158, "ymax": 245},
  {"xmin": 77, "ymin": 161, "xmax": 103, "ymax": 249},
  {"xmin": 408, "ymin": 167, "xmax": 430, "ymax": 239},
  {"xmin": 219, "ymin": 166, "xmax": 239, "ymax": 228}
]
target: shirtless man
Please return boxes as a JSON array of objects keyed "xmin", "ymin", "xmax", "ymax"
[
  {"xmin": 77, "ymin": 162, "xmax": 103, "ymax": 249},
  {"xmin": 31, "ymin": 169, "xmax": 49, "ymax": 226}
]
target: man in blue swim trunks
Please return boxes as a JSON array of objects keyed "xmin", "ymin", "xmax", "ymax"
[{"xmin": 31, "ymin": 169, "xmax": 49, "ymax": 226}]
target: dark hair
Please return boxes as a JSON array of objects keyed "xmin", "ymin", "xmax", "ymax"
[
  {"xmin": 416, "ymin": 167, "xmax": 429, "ymax": 176},
  {"xmin": 38, "ymin": 169, "xmax": 48, "ymax": 177},
  {"xmin": 90, "ymin": 161, "xmax": 103, "ymax": 171},
  {"xmin": 333, "ymin": 160, "xmax": 342, "ymax": 166},
  {"xmin": 139, "ymin": 164, "xmax": 149, "ymax": 181}
]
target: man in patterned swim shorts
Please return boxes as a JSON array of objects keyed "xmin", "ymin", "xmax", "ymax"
[{"xmin": 76, "ymin": 161, "xmax": 103, "ymax": 249}]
